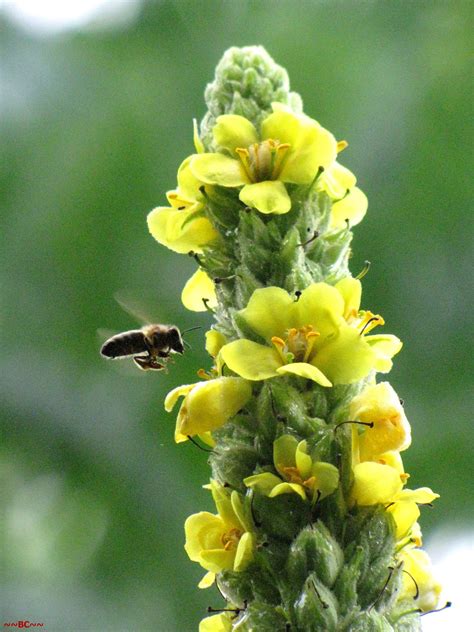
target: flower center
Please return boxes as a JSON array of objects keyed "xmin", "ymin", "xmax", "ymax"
[
  {"xmin": 235, "ymin": 139, "xmax": 290, "ymax": 182},
  {"xmin": 281, "ymin": 466, "xmax": 316, "ymax": 492},
  {"xmin": 221, "ymin": 527, "xmax": 242, "ymax": 551},
  {"xmin": 271, "ymin": 325, "xmax": 320, "ymax": 364}
]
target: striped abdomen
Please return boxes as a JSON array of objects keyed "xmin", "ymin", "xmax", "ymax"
[{"xmin": 100, "ymin": 330, "xmax": 148, "ymax": 359}]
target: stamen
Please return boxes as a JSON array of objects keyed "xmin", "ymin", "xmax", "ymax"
[
  {"xmin": 334, "ymin": 420, "xmax": 374, "ymax": 432},
  {"xmin": 368, "ymin": 564, "xmax": 400, "ymax": 611},
  {"xmin": 271, "ymin": 336, "xmax": 287, "ymax": 363},
  {"xmin": 401, "ymin": 569, "xmax": 420, "ymax": 600},
  {"xmin": 299, "ymin": 230, "xmax": 319, "ymax": 248},
  {"xmin": 337, "ymin": 140, "xmax": 348, "ymax": 153},
  {"xmin": 420, "ymin": 602, "xmax": 452, "ymax": 616},
  {"xmin": 187, "ymin": 435, "xmax": 213, "ymax": 453},
  {"xmin": 202, "ymin": 297, "xmax": 215, "ymax": 313},
  {"xmin": 359, "ymin": 314, "xmax": 384, "ymax": 335},
  {"xmin": 356, "ymin": 260, "xmax": 371, "ymax": 280},
  {"xmin": 271, "ymin": 142, "xmax": 290, "ymax": 179},
  {"xmin": 303, "ymin": 330, "xmax": 319, "ymax": 362},
  {"xmin": 188, "ymin": 250, "xmax": 203, "ymax": 265},
  {"xmin": 235, "ymin": 147, "xmax": 253, "ymax": 181}
]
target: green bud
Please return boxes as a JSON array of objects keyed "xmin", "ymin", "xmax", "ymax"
[
  {"xmin": 287, "ymin": 522, "xmax": 343, "ymax": 590},
  {"xmin": 345, "ymin": 611, "xmax": 394, "ymax": 632},
  {"xmin": 293, "ymin": 573, "xmax": 338, "ymax": 632},
  {"xmin": 200, "ymin": 45, "xmax": 302, "ymax": 149}
]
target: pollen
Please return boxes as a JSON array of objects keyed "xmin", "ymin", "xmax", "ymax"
[
  {"xmin": 271, "ymin": 326, "xmax": 320, "ymax": 364},
  {"xmin": 221, "ymin": 528, "xmax": 242, "ymax": 551}
]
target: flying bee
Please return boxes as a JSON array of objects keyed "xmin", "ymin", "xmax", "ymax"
[{"xmin": 100, "ymin": 324, "xmax": 187, "ymax": 371}]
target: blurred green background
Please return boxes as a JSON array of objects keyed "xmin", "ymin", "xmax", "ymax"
[{"xmin": 1, "ymin": 1, "xmax": 472, "ymax": 630}]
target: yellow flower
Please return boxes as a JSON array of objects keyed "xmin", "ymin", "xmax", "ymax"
[
  {"xmin": 398, "ymin": 548, "xmax": 442, "ymax": 612},
  {"xmin": 219, "ymin": 279, "xmax": 401, "ymax": 387},
  {"xmin": 184, "ymin": 481, "xmax": 255, "ymax": 588},
  {"xmin": 350, "ymin": 461, "xmax": 439, "ymax": 541},
  {"xmin": 165, "ymin": 377, "xmax": 252, "ymax": 443},
  {"xmin": 147, "ymin": 156, "xmax": 219, "ymax": 253},
  {"xmin": 244, "ymin": 434, "xmax": 339, "ymax": 504},
  {"xmin": 189, "ymin": 103, "xmax": 337, "ymax": 215},
  {"xmin": 199, "ymin": 613, "xmax": 233, "ymax": 632},
  {"xmin": 317, "ymin": 158, "xmax": 368, "ymax": 230},
  {"xmin": 181, "ymin": 268, "xmax": 218, "ymax": 312},
  {"xmin": 350, "ymin": 381, "xmax": 411, "ymax": 462}
]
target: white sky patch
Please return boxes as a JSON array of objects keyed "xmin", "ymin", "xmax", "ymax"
[
  {"xmin": 0, "ymin": 0, "xmax": 140, "ymax": 34},
  {"xmin": 423, "ymin": 530, "xmax": 474, "ymax": 631}
]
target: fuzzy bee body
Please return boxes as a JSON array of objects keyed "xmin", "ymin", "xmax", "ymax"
[{"xmin": 100, "ymin": 324, "xmax": 184, "ymax": 371}]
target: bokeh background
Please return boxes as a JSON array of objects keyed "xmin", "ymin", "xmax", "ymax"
[{"xmin": 1, "ymin": 1, "xmax": 472, "ymax": 630}]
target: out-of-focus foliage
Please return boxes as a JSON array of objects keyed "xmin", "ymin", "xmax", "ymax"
[{"xmin": 1, "ymin": 2, "xmax": 472, "ymax": 630}]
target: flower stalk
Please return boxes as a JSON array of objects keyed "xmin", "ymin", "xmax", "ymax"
[{"xmin": 149, "ymin": 46, "xmax": 441, "ymax": 631}]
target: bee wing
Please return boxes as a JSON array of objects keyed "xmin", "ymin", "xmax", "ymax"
[{"xmin": 114, "ymin": 290, "xmax": 173, "ymax": 325}]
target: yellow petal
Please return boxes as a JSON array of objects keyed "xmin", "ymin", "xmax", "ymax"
[
  {"xmin": 177, "ymin": 155, "xmax": 203, "ymax": 198},
  {"xmin": 318, "ymin": 161, "xmax": 357, "ymax": 199},
  {"xmin": 147, "ymin": 206, "xmax": 218, "ymax": 254},
  {"xmin": 295, "ymin": 440, "xmax": 312, "ymax": 479},
  {"xmin": 397, "ymin": 487, "xmax": 440, "ymax": 505},
  {"xmin": 190, "ymin": 153, "xmax": 249, "ymax": 186},
  {"xmin": 220, "ymin": 339, "xmax": 282, "ymax": 380},
  {"xmin": 273, "ymin": 434, "xmax": 299, "ymax": 473},
  {"xmin": 181, "ymin": 269, "xmax": 218, "ymax": 312},
  {"xmin": 184, "ymin": 512, "xmax": 226, "ymax": 564},
  {"xmin": 198, "ymin": 571, "xmax": 216, "ymax": 590},
  {"xmin": 234, "ymin": 532, "xmax": 255, "ymax": 572},
  {"xmin": 335, "ymin": 277, "xmax": 362, "ymax": 321},
  {"xmin": 164, "ymin": 383, "xmax": 194, "ymax": 412},
  {"xmin": 205, "ymin": 330, "xmax": 227, "ymax": 358},
  {"xmin": 277, "ymin": 362, "xmax": 332, "ymax": 387},
  {"xmin": 398, "ymin": 549, "xmax": 442, "ymax": 612},
  {"xmin": 244, "ymin": 472, "xmax": 282, "ymax": 495},
  {"xmin": 350, "ymin": 462, "xmax": 403, "ymax": 506},
  {"xmin": 387, "ymin": 500, "xmax": 420, "ymax": 541},
  {"xmin": 312, "ymin": 462, "xmax": 340, "ymax": 500},
  {"xmin": 237, "ymin": 286, "xmax": 294, "ymax": 341},
  {"xmin": 330, "ymin": 187, "xmax": 368, "ymax": 230},
  {"xmin": 200, "ymin": 548, "xmax": 236, "ymax": 573},
  {"xmin": 213, "ymin": 114, "xmax": 259, "ymax": 152},
  {"xmin": 314, "ymin": 327, "xmax": 376, "ymax": 385},
  {"xmin": 199, "ymin": 613, "xmax": 232, "ymax": 631},
  {"xmin": 210, "ymin": 481, "xmax": 241, "ymax": 530},
  {"xmin": 349, "ymin": 381, "xmax": 412, "ymax": 460},
  {"xmin": 193, "ymin": 121, "xmax": 205, "ymax": 155},
  {"xmin": 262, "ymin": 110, "xmax": 337, "ymax": 183},
  {"xmin": 294, "ymin": 282, "xmax": 345, "ymax": 337},
  {"xmin": 239, "ymin": 180, "xmax": 292, "ymax": 214},
  {"xmin": 176, "ymin": 377, "xmax": 252, "ymax": 439},
  {"xmin": 365, "ymin": 334, "xmax": 403, "ymax": 373},
  {"xmin": 269, "ymin": 482, "xmax": 307, "ymax": 501}
]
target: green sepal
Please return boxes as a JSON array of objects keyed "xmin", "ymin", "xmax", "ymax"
[
  {"xmin": 286, "ymin": 522, "xmax": 343, "ymax": 592},
  {"xmin": 342, "ymin": 507, "xmax": 400, "ymax": 611},
  {"xmin": 345, "ymin": 611, "xmax": 395, "ymax": 632},
  {"xmin": 204, "ymin": 185, "xmax": 243, "ymax": 230},
  {"xmin": 252, "ymin": 493, "xmax": 311, "ymax": 542},
  {"xmin": 232, "ymin": 602, "xmax": 289, "ymax": 631},
  {"xmin": 293, "ymin": 573, "xmax": 339, "ymax": 632}
]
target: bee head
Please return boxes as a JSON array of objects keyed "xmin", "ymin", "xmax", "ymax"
[{"xmin": 167, "ymin": 326, "xmax": 185, "ymax": 354}]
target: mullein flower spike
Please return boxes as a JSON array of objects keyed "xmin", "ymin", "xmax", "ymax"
[{"xmin": 148, "ymin": 46, "xmax": 441, "ymax": 630}]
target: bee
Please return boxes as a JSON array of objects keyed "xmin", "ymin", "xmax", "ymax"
[{"xmin": 100, "ymin": 324, "xmax": 186, "ymax": 371}]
